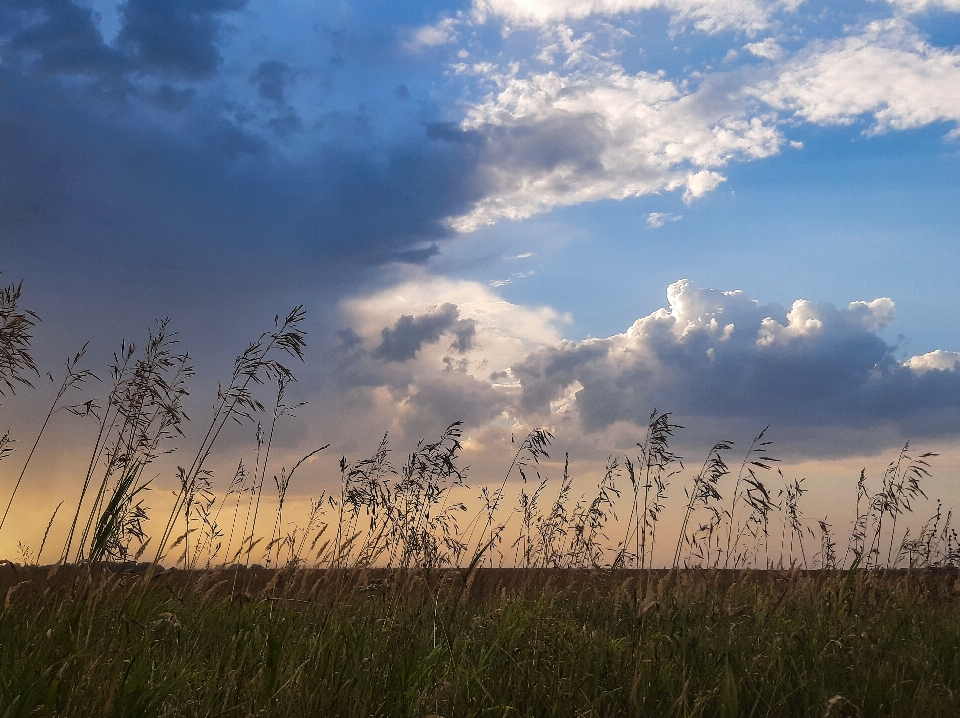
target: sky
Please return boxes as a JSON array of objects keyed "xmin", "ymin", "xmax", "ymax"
[{"xmin": 2, "ymin": 0, "xmax": 960, "ymax": 558}]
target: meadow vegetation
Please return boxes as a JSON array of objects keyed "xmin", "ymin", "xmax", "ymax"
[
  {"xmin": 2, "ymin": 271, "xmax": 960, "ymax": 716},
  {"xmin": 2, "ymin": 564, "xmax": 960, "ymax": 717}
]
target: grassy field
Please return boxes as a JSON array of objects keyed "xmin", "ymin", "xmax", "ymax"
[
  {"xmin": 5, "ymin": 273, "xmax": 960, "ymax": 716},
  {"xmin": 2, "ymin": 564, "xmax": 960, "ymax": 717}
]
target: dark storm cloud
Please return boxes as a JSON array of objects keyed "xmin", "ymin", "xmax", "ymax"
[
  {"xmin": 0, "ymin": 0, "xmax": 125, "ymax": 77},
  {"xmin": 250, "ymin": 60, "xmax": 293, "ymax": 104},
  {"xmin": 118, "ymin": 0, "xmax": 246, "ymax": 78},
  {"xmin": 373, "ymin": 303, "xmax": 475, "ymax": 362},
  {"xmin": 153, "ymin": 83, "xmax": 196, "ymax": 110},
  {"xmin": 512, "ymin": 281, "xmax": 960, "ymax": 446},
  {"xmin": 1, "ymin": 0, "xmax": 242, "ymax": 80},
  {"xmin": 0, "ymin": 0, "xmax": 488, "ymax": 291}
]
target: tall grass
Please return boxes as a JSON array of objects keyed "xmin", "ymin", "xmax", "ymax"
[
  {"xmin": 1, "ymin": 269, "xmax": 958, "ymax": 574},
  {"xmin": 3, "ymin": 564, "xmax": 960, "ymax": 717},
  {"xmin": 6, "ymin": 269, "xmax": 960, "ymax": 716}
]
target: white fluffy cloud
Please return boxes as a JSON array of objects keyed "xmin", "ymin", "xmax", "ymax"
[
  {"xmin": 511, "ymin": 280, "xmax": 960, "ymax": 450},
  {"xmin": 342, "ymin": 276, "xmax": 564, "ymax": 372},
  {"xmin": 330, "ymin": 276, "xmax": 567, "ymax": 442},
  {"xmin": 472, "ymin": 0, "xmax": 796, "ymax": 34},
  {"xmin": 452, "ymin": 67, "xmax": 782, "ymax": 230},
  {"xmin": 329, "ymin": 278, "xmax": 960, "ymax": 458},
  {"xmin": 404, "ymin": 17, "xmax": 460, "ymax": 52},
  {"xmin": 885, "ymin": 0, "xmax": 960, "ymax": 12},
  {"xmin": 758, "ymin": 19, "xmax": 960, "ymax": 133},
  {"xmin": 434, "ymin": 11, "xmax": 960, "ymax": 231},
  {"xmin": 905, "ymin": 349, "xmax": 960, "ymax": 373}
]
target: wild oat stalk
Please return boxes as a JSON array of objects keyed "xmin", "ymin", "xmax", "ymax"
[
  {"xmin": 266, "ymin": 445, "xmax": 328, "ymax": 567},
  {"xmin": 723, "ymin": 427, "xmax": 778, "ymax": 569},
  {"xmin": 244, "ymin": 375, "xmax": 305, "ymax": 566},
  {"xmin": 387, "ymin": 422, "xmax": 468, "ymax": 569},
  {"xmin": 674, "ymin": 440, "xmax": 731, "ymax": 569},
  {"xmin": 465, "ymin": 428, "xmax": 552, "ymax": 568},
  {"xmin": 0, "ymin": 345, "xmax": 98, "ymax": 539},
  {"xmin": 566, "ymin": 457, "xmax": 621, "ymax": 568},
  {"xmin": 626, "ymin": 411, "xmax": 682, "ymax": 569},
  {"xmin": 0, "ymin": 432, "xmax": 13, "ymax": 463},
  {"xmin": 0, "ymin": 273, "xmax": 39, "ymax": 398},
  {"xmin": 863, "ymin": 443, "xmax": 936, "ymax": 569},
  {"xmin": 512, "ymin": 474, "xmax": 547, "ymax": 569},
  {"xmin": 153, "ymin": 307, "xmax": 306, "ymax": 566},
  {"xmin": 843, "ymin": 469, "xmax": 870, "ymax": 569},
  {"xmin": 533, "ymin": 454, "xmax": 573, "ymax": 568},
  {"xmin": 68, "ymin": 321, "xmax": 192, "ymax": 563},
  {"xmin": 779, "ymin": 474, "xmax": 813, "ymax": 569},
  {"xmin": 333, "ymin": 433, "xmax": 393, "ymax": 568}
]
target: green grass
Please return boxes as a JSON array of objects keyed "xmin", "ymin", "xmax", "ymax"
[{"xmin": 2, "ymin": 566, "xmax": 959, "ymax": 717}]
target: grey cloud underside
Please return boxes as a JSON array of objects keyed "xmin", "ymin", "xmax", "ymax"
[
  {"xmin": 511, "ymin": 286, "xmax": 960, "ymax": 447},
  {"xmin": 0, "ymin": 1, "xmax": 488, "ymax": 288},
  {"xmin": 1, "ymin": 0, "xmax": 241, "ymax": 81},
  {"xmin": 373, "ymin": 303, "xmax": 476, "ymax": 362},
  {"xmin": 119, "ymin": 0, "xmax": 246, "ymax": 78},
  {"xmin": 250, "ymin": 60, "xmax": 293, "ymax": 104},
  {"xmin": 328, "ymin": 305, "xmax": 498, "ymax": 442}
]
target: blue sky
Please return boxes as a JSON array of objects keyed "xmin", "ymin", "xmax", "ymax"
[{"xmin": 3, "ymin": 0, "xmax": 960, "ymax": 485}]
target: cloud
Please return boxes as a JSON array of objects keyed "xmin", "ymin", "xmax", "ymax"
[
  {"xmin": 0, "ymin": 0, "xmax": 490, "ymax": 291},
  {"xmin": 372, "ymin": 303, "xmax": 476, "ymax": 362},
  {"xmin": 326, "ymin": 276, "xmax": 566, "ymax": 443},
  {"xmin": 0, "ymin": 0, "xmax": 126, "ymax": 78},
  {"xmin": 250, "ymin": 60, "xmax": 294, "ymax": 104},
  {"xmin": 404, "ymin": 17, "xmax": 459, "ymax": 52},
  {"xmin": 757, "ymin": 19, "xmax": 960, "ymax": 134},
  {"xmin": 471, "ymin": 0, "xmax": 794, "ymax": 35},
  {"xmin": 744, "ymin": 37, "xmax": 783, "ymax": 59},
  {"xmin": 905, "ymin": 350, "xmax": 960, "ymax": 373},
  {"xmin": 118, "ymin": 0, "xmax": 246, "ymax": 78},
  {"xmin": 438, "ymin": 14, "xmax": 960, "ymax": 231},
  {"xmin": 885, "ymin": 0, "xmax": 960, "ymax": 12},
  {"xmin": 343, "ymin": 276, "xmax": 564, "ymax": 370},
  {"xmin": 647, "ymin": 212, "xmax": 683, "ymax": 228},
  {"xmin": 510, "ymin": 279, "xmax": 960, "ymax": 451},
  {"xmin": 327, "ymin": 277, "xmax": 960, "ymax": 459},
  {"xmin": 451, "ymin": 65, "xmax": 782, "ymax": 230}
]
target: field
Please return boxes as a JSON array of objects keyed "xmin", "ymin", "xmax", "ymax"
[
  {"xmin": 5, "ymin": 276, "xmax": 960, "ymax": 716},
  {"xmin": 2, "ymin": 564, "xmax": 960, "ymax": 717}
]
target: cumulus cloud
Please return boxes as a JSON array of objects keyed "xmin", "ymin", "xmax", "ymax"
[
  {"xmin": 471, "ymin": 0, "xmax": 794, "ymax": 35},
  {"xmin": 329, "ymin": 276, "xmax": 566, "ymax": 443},
  {"xmin": 437, "ymin": 13, "xmax": 960, "ymax": 231},
  {"xmin": 757, "ymin": 19, "xmax": 960, "ymax": 134},
  {"xmin": 451, "ymin": 66, "xmax": 782, "ymax": 230},
  {"xmin": 327, "ymin": 277, "xmax": 960, "ymax": 459},
  {"xmin": 510, "ymin": 279, "xmax": 960, "ymax": 450},
  {"xmin": 905, "ymin": 350, "xmax": 960, "ymax": 373}
]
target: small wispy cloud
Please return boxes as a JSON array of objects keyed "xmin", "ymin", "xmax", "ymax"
[
  {"xmin": 646, "ymin": 212, "xmax": 683, "ymax": 229},
  {"xmin": 744, "ymin": 38, "xmax": 783, "ymax": 60},
  {"xmin": 490, "ymin": 269, "xmax": 536, "ymax": 288},
  {"xmin": 403, "ymin": 17, "xmax": 459, "ymax": 52},
  {"xmin": 507, "ymin": 252, "xmax": 537, "ymax": 259}
]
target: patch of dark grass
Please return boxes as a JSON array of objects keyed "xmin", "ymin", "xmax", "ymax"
[{"xmin": 1, "ymin": 565, "xmax": 960, "ymax": 717}]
